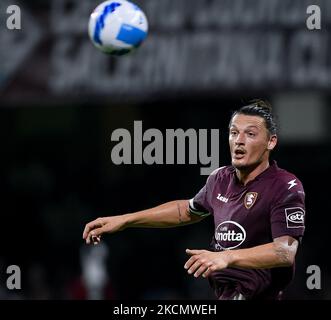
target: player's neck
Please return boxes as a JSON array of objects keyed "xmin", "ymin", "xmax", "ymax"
[{"xmin": 236, "ymin": 161, "xmax": 270, "ymax": 186}]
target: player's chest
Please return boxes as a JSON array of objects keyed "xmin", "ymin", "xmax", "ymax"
[{"xmin": 210, "ymin": 184, "xmax": 271, "ymax": 224}]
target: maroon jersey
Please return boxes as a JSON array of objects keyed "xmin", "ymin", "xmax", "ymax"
[{"xmin": 189, "ymin": 161, "xmax": 306, "ymax": 300}]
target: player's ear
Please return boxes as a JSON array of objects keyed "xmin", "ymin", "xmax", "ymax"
[{"xmin": 267, "ymin": 135, "xmax": 277, "ymax": 150}]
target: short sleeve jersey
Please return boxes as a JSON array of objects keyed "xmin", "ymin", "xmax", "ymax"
[{"xmin": 189, "ymin": 161, "xmax": 306, "ymax": 300}]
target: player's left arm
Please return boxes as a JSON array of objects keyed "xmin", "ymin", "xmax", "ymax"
[{"xmin": 184, "ymin": 235, "xmax": 298, "ymax": 278}]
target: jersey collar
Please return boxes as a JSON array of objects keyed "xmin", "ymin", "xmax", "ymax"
[{"xmin": 231, "ymin": 160, "xmax": 278, "ymax": 188}]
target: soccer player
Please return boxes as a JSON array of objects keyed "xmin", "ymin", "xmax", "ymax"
[{"xmin": 83, "ymin": 100, "xmax": 306, "ymax": 300}]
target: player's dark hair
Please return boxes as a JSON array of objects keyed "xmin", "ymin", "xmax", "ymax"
[{"xmin": 230, "ymin": 99, "xmax": 277, "ymax": 136}]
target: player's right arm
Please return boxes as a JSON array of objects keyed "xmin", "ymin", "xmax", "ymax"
[{"xmin": 82, "ymin": 200, "xmax": 204, "ymax": 244}]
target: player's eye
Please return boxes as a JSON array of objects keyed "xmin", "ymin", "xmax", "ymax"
[
  {"xmin": 230, "ymin": 130, "xmax": 238, "ymax": 136},
  {"xmin": 247, "ymin": 132, "xmax": 256, "ymax": 137}
]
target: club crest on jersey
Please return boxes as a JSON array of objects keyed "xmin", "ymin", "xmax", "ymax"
[{"xmin": 244, "ymin": 192, "xmax": 258, "ymax": 209}]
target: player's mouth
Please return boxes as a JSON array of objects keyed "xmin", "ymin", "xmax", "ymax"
[{"xmin": 233, "ymin": 149, "xmax": 246, "ymax": 160}]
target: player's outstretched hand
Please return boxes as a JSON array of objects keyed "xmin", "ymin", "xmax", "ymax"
[
  {"xmin": 184, "ymin": 249, "xmax": 231, "ymax": 278},
  {"xmin": 83, "ymin": 215, "xmax": 128, "ymax": 245}
]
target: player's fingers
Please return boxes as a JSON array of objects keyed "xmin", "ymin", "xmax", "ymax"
[
  {"xmin": 86, "ymin": 227, "xmax": 105, "ymax": 244},
  {"xmin": 91, "ymin": 235, "xmax": 101, "ymax": 245},
  {"xmin": 184, "ymin": 255, "xmax": 199, "ymax": 270},
  {"xmin": 83, "ymin": 222, "xmax": 96, "ymax": 239},
  {"xmin": 85, "ymin": 228, "xmax": 102, "ymax": 244},
  {"xmin": 83, "ymin": 220, "xmax": 102, "ymax": 239},
  {"xmin": 91, "ymin": 227, "xmax": 105, "ymax": 237},
  {"xmin": 202, "ymin": 265, "xmax": 217, "ymax": 278},
  {"xmin": 187, "ymin": 260, "xmax": 202, "ymax": 276},
  {"xmin": 187, "ymin": 258, "xmax": 206, "ymax": 276},
  {"xmin": 186, "ymin": 249, "xmax": 204, "ymax": 256},
  {"xmin": 194, "ymin": 263, "xmax": 212, "ymax": 278}
]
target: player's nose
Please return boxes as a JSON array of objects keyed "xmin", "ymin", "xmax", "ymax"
[{"xmin": 235, "ymin": 132, "xmax": 245, "ymax": 145}]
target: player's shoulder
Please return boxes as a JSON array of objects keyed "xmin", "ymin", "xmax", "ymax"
[
  {"xmin": 209, "ymin": 165, "xmax": 233, "ymax": 178},
  {"xmin": 271, "ymin": 164, "xmax": 304, "ymax": 194},
  {"xmin": 209, "ymin": 165, "xmax": 232, "ymax": 176},
  {"xmin": 206, "ymin": 165, "xmax": 232, "ymax": 184},
  {"xmin": 269, "ymin": 165, "xmax": 306, "ymax": 206}
]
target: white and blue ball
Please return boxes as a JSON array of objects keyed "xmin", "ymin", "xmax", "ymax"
[{"xmin": 88, "ymin": 0, "xmax": 148, "ymax": 55}]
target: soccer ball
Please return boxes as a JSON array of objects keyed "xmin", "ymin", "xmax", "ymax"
[{"xmin": 88, "ymin": 0, "xmax": 148, "ymax": 55}]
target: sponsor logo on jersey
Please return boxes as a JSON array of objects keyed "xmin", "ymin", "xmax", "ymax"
[
  {"xmin": 217, "ymin": 194, "xmax": 229, "ymax": 203},
  {"xmin": 214, "ymin": 221, "xmax": 246, "ymax": 250},
  {"xmin": 285, "ymin": 207, "xmax": 305, "ymax": 228},
  {"xmin": 244, "ymin": 192, "xmax": 258, "ymax": 209}
]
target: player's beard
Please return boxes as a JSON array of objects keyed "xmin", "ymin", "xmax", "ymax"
[
  {"xmin": 232, "ymin": 149, "xmax": 269, "ymax": 172},
  {"xmin": 233, "ymin": 161, "xmax": 260, "ymax": 172},
  {"xmin": 232, "ymin": 155, "xmax": 263, "ymax": 173}
]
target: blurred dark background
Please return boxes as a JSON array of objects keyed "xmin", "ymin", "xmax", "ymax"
[{"xmin": 0, "ymin": 0, "xmax": 330, "ymax": 300}]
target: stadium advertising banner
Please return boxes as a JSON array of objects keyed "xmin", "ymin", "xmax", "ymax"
[{"xmin": 1, "ymin": 0, "xmax": 331, "ymax": 102}]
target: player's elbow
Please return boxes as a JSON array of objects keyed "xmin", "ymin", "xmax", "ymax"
[
  {"xmin": 273, "ymin": 236, "xmax": 299, "ymax": 267},
  {"xmin": 273, "ymin": 243, "xmax": 294, "ymax": 267}
]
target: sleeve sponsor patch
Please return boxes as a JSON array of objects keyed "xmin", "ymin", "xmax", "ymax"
[{"xmin": 285, "ymin": 207, "xmax": 305, "ymax": 228}]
